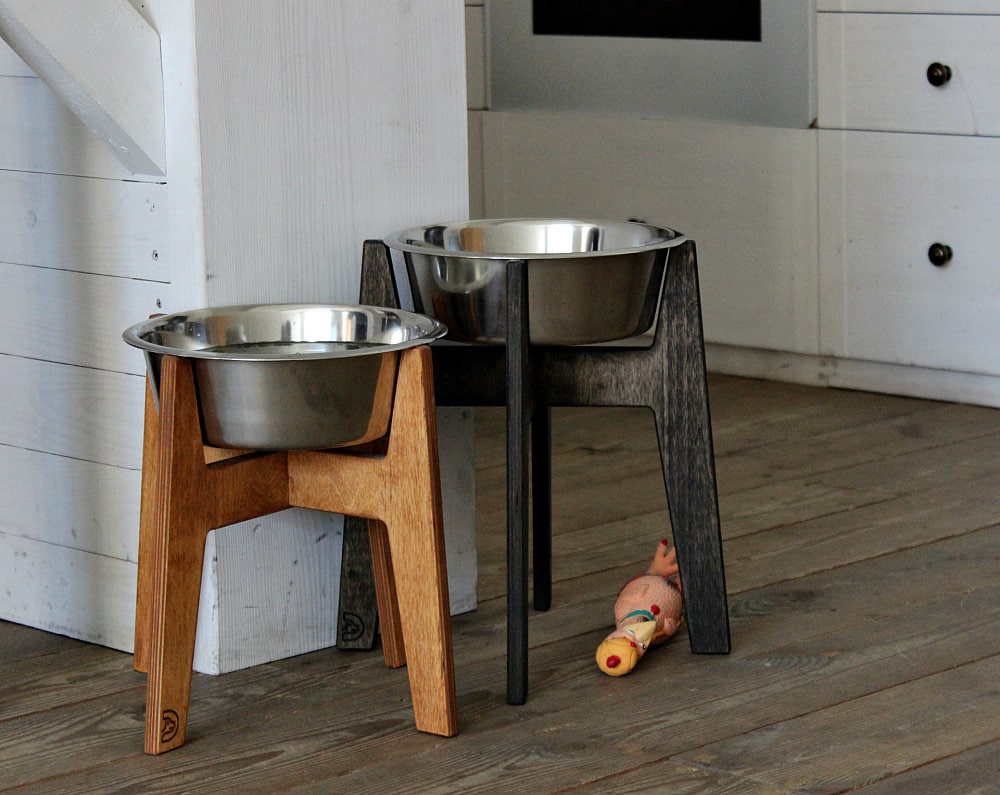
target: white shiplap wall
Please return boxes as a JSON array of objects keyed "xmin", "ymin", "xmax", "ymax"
[
  {"xmin": 0, "ymin": 29, "xmax": 167, "ymax": 645},
  {"xmin": 0, "ymin": 0, "xmax": 475, "ymax": 673}
]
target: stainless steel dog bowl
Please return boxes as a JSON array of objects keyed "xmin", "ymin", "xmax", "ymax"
[
  {"xmin": 385, "ymin": 218, "xmax": 685, "ymax": 345},
  {"xmin": 123, "ymin": 304, "xmax": 446, "ymax": 450}
]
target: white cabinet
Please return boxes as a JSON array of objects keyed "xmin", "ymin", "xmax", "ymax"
[
  {"xmin": 819, "ymin": 130, "xmax": 1000, "ymax": 373},
  {"xmin": 477, "ymin": 111, "xmax": 819, "ymax": 355},
  {"xmin": 818, "ymin": 13, "xmax": 1000, "ymax": 136},
  {"xmin": 469, "ymin": 2, "xmax": 1000, "ymax": 405},
  {"xmin": 818, "ymin": 6, "xmax": 1000, "ymax": 377}
]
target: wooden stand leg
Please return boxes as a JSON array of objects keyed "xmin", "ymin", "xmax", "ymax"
[
  {"xmin": 367, "ymin": 519, "xmax": 406, "ymax": 668},
  {"xmin": 531, "ymin": 407, "xmax": 552, "ymax": 612},
  {"xmin": 336, "ymin": 515, "xmax": 381, "ymax": 651},
  {"xmin": 134, "ymin": 374, "xmax": 161, "ymax": 674},
  {"xmin": 505, "ymin": 259, "xmax": 532, "ymax": 706},
  {"xmin": 142, "ymin": 356, "xmax": 214, "ymax": 754},
  {"xmin": 140, "ymin": 356, "xmax": 290, "ymax": 754},
  {"xmin": 530, "ymin": 239, "xmax": 731, "ymax": 661},
  {"xmin": 288, "ymin": 346, "xmax": 458, "ymax": 737},
  {"xmin": 660, "ymin": 242, "xmax": 731, "ymax": 654},
  {"xmin": 335, "ymin": 240, "xmax": 405, "ymax": 653},
  {"xmin": 380, "ymin": 348, "xmax": 457, "ymax": 734}
]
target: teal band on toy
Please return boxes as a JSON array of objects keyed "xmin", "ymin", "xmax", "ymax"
[{"xmin": 622, "ymin": 609, "xmax": 655, "ymax": 624}]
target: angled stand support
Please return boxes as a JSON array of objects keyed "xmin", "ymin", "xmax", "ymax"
[
  {"xmin": 133, "ymin": 344, "xmax": 456, "ymax": 754},
  {"xmin": 341, "ymin": 238, "xmax": 731, "ymax": 706}
]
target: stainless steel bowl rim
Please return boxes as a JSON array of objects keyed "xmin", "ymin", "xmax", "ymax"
[
  {"xmin": 385, "ymin": 218, "xmax": 687, "ymax": 260},
  {"xmin": 122, "ymin": 303, "xmax": 447, "ymax": 361}
]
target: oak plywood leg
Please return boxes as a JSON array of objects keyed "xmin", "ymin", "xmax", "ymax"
[
  {"xmin": 142, "ymin": 356, "xmax": 213, "ymax": 755},
  {"xmin": 134, "ymin": 374, "xmax": 161, "ymax": 675},
  {"xmin": 140, "ymin": 356, "xmax": 290, "ymax": 754},
  {"xmin": 288, "ymin": 346, "xmax": 458, "ymax": 737},
  {"xmin": 368, "ymin": 519, "xmax": 405, "ymax": 668},
  {"xmin": 380, "ymin": 353, "xmax": 456, "ymax": 734}
]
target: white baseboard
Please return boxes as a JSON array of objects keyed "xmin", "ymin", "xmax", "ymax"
[{"xmin": 707, "ymin": 343, "xmax": 1000, "ymax": 408}]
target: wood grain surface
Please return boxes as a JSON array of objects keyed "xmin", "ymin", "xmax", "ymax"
[{"xmin": 2, "ymin": 373, "xmax": 998, "ymax": 791}]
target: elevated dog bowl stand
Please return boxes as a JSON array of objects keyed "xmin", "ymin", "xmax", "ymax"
[
  {"xmin": 341, "ymin": 239, "xmax": 731, "ymax": 706},
  {"xmin": 132, "ymin": 344, "xmax": 457, "ymax": 754}
]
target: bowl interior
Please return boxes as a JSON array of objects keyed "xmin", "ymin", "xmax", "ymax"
[
  {"xmin": 122, "ymin": 304, "xmax": 446, "ymax": 450},
  {"xmin": 123, "ymin": 304, "xmax": 446, "ymax": 360},
  {"xmin": 387, "ymin": 218, "xmax": 683, "ymax": 259},
  {"xmin": 385, "ymin": 219, "xmax": 684, "ymax": 345}
]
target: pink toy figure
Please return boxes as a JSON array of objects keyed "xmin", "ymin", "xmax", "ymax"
[{"xmin": 596, "ymin": 539, "xmax": 684, "ymax": 676}]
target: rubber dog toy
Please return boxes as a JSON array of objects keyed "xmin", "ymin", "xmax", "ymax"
[{"xmin": 596, "ymin": 539, "xmax": 683, "ymax": 676}]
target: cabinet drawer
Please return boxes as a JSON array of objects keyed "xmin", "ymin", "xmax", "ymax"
[
  {"xmin": 819, "ymin": 130, "xmax": 1000, "ymax": 374},
  {"xmin": 818, "ymin": 13, "xmax": 1000, "ymax": 136},
  {"xmin": 818, "ymin": 1, "xmax": 1000, "ymax": 11}
]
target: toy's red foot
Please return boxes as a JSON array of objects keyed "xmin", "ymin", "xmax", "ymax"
[{"xmin": 596, "ymin": 539, "xmax": 683, "ymax": 677}]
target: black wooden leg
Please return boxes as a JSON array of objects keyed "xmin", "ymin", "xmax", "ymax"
[
  {"xmin": 659, "ymin": 242, "xmax": 731, "ymax": 653},
  {"xmin": 336, "ymin": 515, "xmax": 380, "ymax": 649},
  {"xmin": 506, "ymin": 259, "xmax": 532, "ymax": 705},
  {"xmin": 359, "ymin": 240, "xmax": 402, "ymax": 309},
  {"xmin": 336, "ymin": 241, "xmax": 404, "ymax": 651},
  {"xmin": 531, "ymin": 406, "xmax": 552, "ymax": 612}
]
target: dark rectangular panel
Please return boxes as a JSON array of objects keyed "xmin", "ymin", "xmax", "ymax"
[{"xmin": 533, "ymin": 1, "xmax": 762, "ymax": 42}]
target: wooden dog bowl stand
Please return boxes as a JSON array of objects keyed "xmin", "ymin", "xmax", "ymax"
[
  {"xmin": 132, "ymin": 344, "xmax": 457, "ymax": 754},
  {"xmin": 339, "ymin": 239, "xmax": 731, "ymax": 706}
]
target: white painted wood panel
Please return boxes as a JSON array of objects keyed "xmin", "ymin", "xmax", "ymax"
[
  {"xmin": 0, "ymin": 32, "xmax": 30, "ymax": 75},
  {"xmin": 480, "ymin": 111, "xmax": 820, "ymax": 354},
  {"xmin": 0, "ymin": 356, "xmax": 143, "ymax": 469},
  {"xmin": 465, "ymin": 4, "xmax": 486, "ymax": 110},
  {"xmin": 210, "ymin": 510, "xmax": 343, "ymax": 673},
  {"xmin": 0, "ymin": 527, "xmax": 228, "ymax": 666},
  {"xmin": 0, "ymin": 531, "xmax": 137, "ymax": 649},
  {"xmin": 818, "ymin": 1, "xmax": 1000, "ymax": 12},
  {"xmin": 0, "ymin": 444, "xmax": 139, "ymax": 560},
  {"xmin": 818, "ymin": 129, "xmax": 1000, "ymax": 374},
  {"xmin": 0, "ymin": 0, "xmax": 175, "ymax": 662},
  {"xmin": 0, "ymin": 0, "xmax": 165, "ymax": 175},
  {"xmin": 436, "ymin": 406, "xmax": 477, "ymax": 616},
  {"xmin": 467, "ymin": 111, "xmax": 484, "ymax": 218},
  {"xmin": 818, "ymin": 13, "xmax": 1000, "ymax": 136},
  {"xmin": 194, "ymin": 2, "xmax": 470, "ymax": 306},
  {"xmin": 0, "ymin": 262, "xmax": 176, "ymax": 374},
  {"xmin": 0, "ymin": 170, "xmax": 168, "ymax": 279},
  {"xmin": 0, "ymin": 76, "xmax": 146, "ymax": 180}
]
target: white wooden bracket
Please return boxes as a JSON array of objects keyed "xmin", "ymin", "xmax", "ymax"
[{"xmin": 0, "ymin": 0, "xmax": 165, "ymax": 176}]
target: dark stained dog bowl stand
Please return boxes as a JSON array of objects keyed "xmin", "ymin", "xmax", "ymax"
[
  {"xmin": 341, "ymin": 230, "xmax": 731, "ymax": 706},
  {"xmin": 125, "ymin": 308, "xmax": 457, "ymax": 754}
]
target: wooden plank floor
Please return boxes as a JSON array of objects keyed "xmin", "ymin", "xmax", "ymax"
[{"xmin": 2, "ymin": 374, "xmax": 999, "ymax": 793}]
